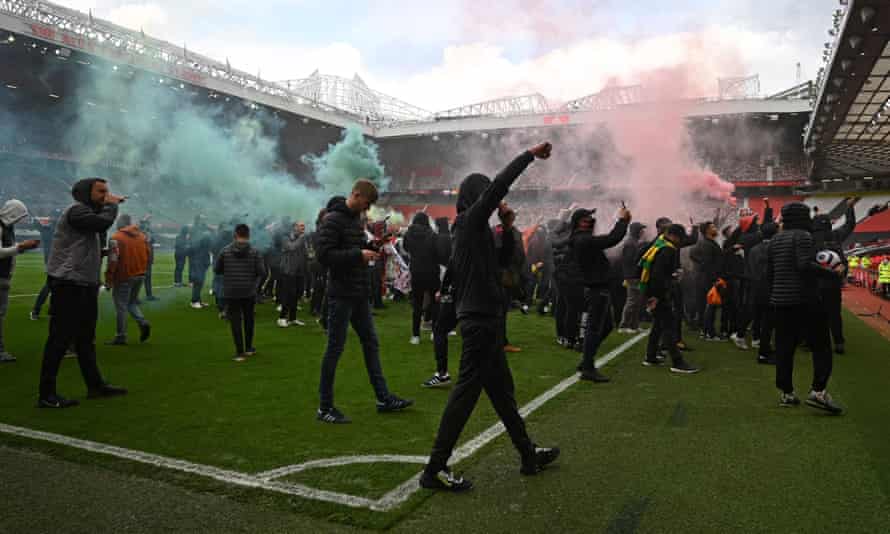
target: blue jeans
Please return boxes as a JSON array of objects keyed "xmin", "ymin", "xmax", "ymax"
[
  {"xmin": 112, "ymin": 276, "xmax": 147, "ymax": 340},
  {"xmin": 319, "ymin": 295, "xmax": 390, "ymax": 410}
]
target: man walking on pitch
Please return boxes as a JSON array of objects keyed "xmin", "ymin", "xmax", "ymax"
[
  {"xmin": 38, "ymin": 178, "xmax": 128, "ymax": 408},
  {"xmin": 421, "ymin": 142, "xmax": 559, "ymax": 492},
  {"xmin": 214, "ymin": 224, "xmax": 266, "ymax": 361},
  {"xmin": 316, "ymin": 179, "xmax": 413, "ymax": 424},
  {"xmin": 105, "ymin": 214, "xmax": 152, "ymax": 345},
  {"xmin": 1, "ymin": 199, "xmax": 41, "ymax": 362}
]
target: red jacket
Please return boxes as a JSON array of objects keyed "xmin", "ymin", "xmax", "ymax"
[{"xmin": 106, "ymin": 225, "xmax": 150, "ymax": 285}]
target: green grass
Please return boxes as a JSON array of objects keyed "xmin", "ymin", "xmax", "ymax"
[{"xmin": 3, "ymin": 252, "xmax": 890, "ymax": 532}]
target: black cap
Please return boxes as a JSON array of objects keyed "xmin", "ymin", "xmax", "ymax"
[
  {"xmin": 571, "ymin": 208, "xmax": 596, "ymax": 228},
  {"xmin": 665, "ymin": 223, "xmax": 688, "ymax": 241}
]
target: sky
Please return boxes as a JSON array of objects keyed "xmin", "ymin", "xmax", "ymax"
[{"xmin": 52, "ymin": 0, "xmax": 839, "ymax": 112}]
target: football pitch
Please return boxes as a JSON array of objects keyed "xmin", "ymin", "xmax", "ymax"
[{"xmin": 2, "ymin": 253, "xmax": 890, "ymax": 532}]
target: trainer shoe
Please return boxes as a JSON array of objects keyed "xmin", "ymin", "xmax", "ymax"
[
  {"xmin": 448, "ymin": 330, "xmax": 457, "ymax": 336},
  {"xmin": 0, "ymin": 352, "xmax": 16, "ymax": 363},
  {"xmin": 520, "ymin": 446, "xmax": 561, "ymax": 475},
  {"xmin": 104, "ymin": 338, "xmax": 127, "ymax": 346},
  {"xmin": 669, "ymin": 359, "xmax": 700, "ymax": 374},
  {"xmin": 277, "ymin": 318, "xmax": 289, "ymax": 328},
  {"xmin": 86, "ymin": 384, "xmax": 128, "ymax": 399},
  {"xmin": 37, "ymin": 395, "xmax": 79, "ymax": 409},
  {"xmin": 189, "ymin": 302, "xmax": 205, "ymax": 309},
  {"xmin": 317, "ymin": 407, "xmax": 351, "ymax": 424},
  {"xmin": 290, "ymin": 319, "xmax": 306, "ymax": 327},
  {"xmin": 376, "ymin": 395, "xmax": 414, "ymax": 413},
  {"xmin": 245, "ymin": 347, "xmax": 257, "ymax": 356},
  {"xmin": 731, "ymin": 334, "xmax": 750, "ymax": 350},
  {"xmin": 579, "ymin": 368, "xmax": 610, "ymax": 383},
  {"xmin": 276, "ymin": 305, "xmax": 283, "ymax": 312},
  {"xmin": 29, "ymin": 311, "xmax": 39, "ymax": 321},
  {"xmin": 757, "ymin": 354, "xmax": 776, "ymax": 365},
  {"xmin": 410, "ymin": 336, "xmax": 421, "ymax": 345},
  {"xmin": 520, "ymin": 304, "xmax": 530, "ymax": 315},
  {"xmin": 419, "ymin": 468, "xmax": 473, "ymax": 492},
  {"xmin": 233, "ymin": 355, "xmax": 247, "ymax": 362},
  {"xmin": 779, "ymin": 392, "xmax": 801, "ymax": 407},
  {"xmin": 139, "ymin": 322, "xmax": 151, "ymax": 343},
  {"xmin": 751, "ymin": 339, "xmax": 761, "ymax": 349},
  {"xmin": 504, "ymin": 344, "xmax": 522, "ymax": 353},
  {"xmin": 642, "ymin": 356, "xmax": 665, "ymax": 367},
  {"xmin": 421, "ymin": 321, "xmax": 433, "ymax": 331},
  {"xmin": 805, "ymin": 390, "xmax": 844, "ymax": 415},
  {"xmin": 422, "ymin": 373, "xmax": 452, "ymax": 388}
]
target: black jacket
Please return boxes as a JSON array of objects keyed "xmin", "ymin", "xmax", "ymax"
[
  {"xmin": 645, "ymin": 244, "xmax": 680, "ymax": 301},
  {"xmin": 551, "ymin": 221, "xmax": 573, "ymax": 284},
  {"xmin": 747, "ymin": 238, "xmax": 771, "ymax": 297},
  {"xmin": 174, "ymin": 228, "xmax": 190, "ymax": 256},
  {"xmin": 317, "ymin": 196, "xmax": 371, "ymax": 298},
  {"xmin": 690, "ymin": 237, "xmax": 723, "ymax": 284},
  {"xmin": 434, "ymin": 217, "xmax": 452, "ymax": 267},
  {"xmin": 404, "ymin": 212, "xmax": 440, "ymax": 289},
  {"xmin": 570, "ymin": 219, "xmax": 629, "ymax": 288},
  {"xmin": 767, "ymin": 229, "xmax": 837, "ymax": 307},
  {"xmin": 620, "ymin": 236, "xmax": 646, "ymax": 280},
  {"xmin": 213, "ymin": 241, "xmax": 266, "ymax": 300},
  {"xmin": 451, "ymin": 151, "xmax": 535, "ymax": 319},
  {"xmin": 812, "ymin": 206, "xmax": 856, "ymax": 290}
]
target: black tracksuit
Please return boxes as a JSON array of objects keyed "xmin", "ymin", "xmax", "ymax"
[
  {"xmin": 767, "ymin": 225, "xmax": 837, "ymax": 394},
  {"xmin": 747, "ymin": 238, "xmax": 773, "ymax": 356},
  {"xmin": 426, "ymin": 152, "xmax": 537, "ymax": 475},
  {"xmin": 644, "ymin": 243, "xmax": 683, "ymax": 364},
  {"xmin": 689, "ymin": 236, "xmax": 723, "ymax": 329},
  {"xmin": 812, "ymin": 206, "xmax": 856, "ymax": 348},
  {"xmin": 405, "ymin": 212, "xmax": 440, "ymax": 337},
  {"xmin": 570, "ymin": 219, "xmax": 629, "ymax": 371}
]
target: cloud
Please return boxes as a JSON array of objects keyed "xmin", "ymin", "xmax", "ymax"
[{"xmin": 105, "ymin": 3, "xmax": 170, "ymax": 35}]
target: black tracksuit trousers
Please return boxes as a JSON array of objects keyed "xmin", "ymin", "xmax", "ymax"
[
  {"xmin": 433, "ymin": 300, "xmax": 458, "ymax": 375},
  {"xmin": 774, "ymin": 304, "xmax": 833, "ymax": 394},
  {"xmin": 426, "ymin": 316, "xmax": 534, "ymax": 473}
]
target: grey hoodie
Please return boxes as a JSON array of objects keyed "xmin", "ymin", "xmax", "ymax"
[
  {"xmin": 46, "ymin": 179, "xmax": 119, "ymax": 287},
  {"xmin": 0, "ymin": 199, "xmax": 29, "ymax": 282}
]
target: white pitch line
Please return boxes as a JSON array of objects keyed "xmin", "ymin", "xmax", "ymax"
[
  {"xmin": 0, "ymin": 332, "xmax": 646, "ymax": 513},
  {"xmin": 257, "ymin": 454, "xmax": 429, "ymax": 481},
  {"xmin": 0, "ymin": 423, "xmax": 375, "ymax": 509},
  {"xmin": 372, "ymin": 332, "xmax": 648, "ymax": 511}
]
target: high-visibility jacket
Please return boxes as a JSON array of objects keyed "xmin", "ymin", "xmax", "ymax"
[
  {"xmin": 849, "ymin": 256, "xmax": 860, "ymax": 269},
  {"xmin": 862, "ymin": 257, "xmax": 873, "ymax": 270},
  {"xmin": 879, "ymin": 261, "xmax": 890, "ymax": 284}
]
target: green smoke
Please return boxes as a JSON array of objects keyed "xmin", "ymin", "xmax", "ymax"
[{"xmin": 305, "ymin": 125, "xmax": 390, "ymax": 194}]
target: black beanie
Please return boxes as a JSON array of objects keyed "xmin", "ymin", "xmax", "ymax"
[{"xmin": 781, "ymin": 202, "xmax": 812, "ymax": 231}]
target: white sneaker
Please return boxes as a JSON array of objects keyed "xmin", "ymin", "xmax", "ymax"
[
  {"xmin": 190, "ymin": 302, "xmax": 204, "ymax": 309},
  {"xmin": 276, "ymin": 305, "xmax": 283, "ymax": 312},
  {"xmin": 448, "ymin": 330, "xmax": 457, "ymax": 337},
  {"xmin": 277, "ymin": 318, "xmax": 289, "ymax": 328},
  {"xmin": 410, "ymin": 336, "xmax": 421, "ymax": 345},
  {"xmin": 752, "ymin": 339, "xmax": 761, "ymax": 348},
  {"xmin": 430, "ymin": 333, "xmax": 435, "ymax": 342},
  {"xmin": 731, "ymin": 334, "xmax": 750, "ymax": 350},
  {"xmin": 290, "ymin": 319, "xmax": 306, "ymax": 327}
]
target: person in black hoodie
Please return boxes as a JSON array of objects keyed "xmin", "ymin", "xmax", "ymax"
[
  {"xmin": 214, "ymin": 224, "xmax": 266, "ymax": 361},
  {"xmin": 689, "ymin": 221, "xmax": 723, "ymax": 333},
  {"xmin": 569, "ymin": 207, "xmax": 631, "ymax": 382},
  {"xmin": 423, "ymin": 219, "xmax": 457, "ymax": 388},
  {"xmin": 316, "ymin": 181, "xmax": 413, "ymax": 424},
  {"xmin": 747, "ymin": 221, "xmax": 777, "ymax": 364},
  {"xmin": 420, "ymin": 143, "xmax": 559, "ymax": 493},
  {"xmin": 493, "ymin": 205, "xmax": 527, "ymax": 352},
  {"xmin": 551, "ymin": 210, "xmax": 576, "ymax": 347},
  {"xmin": 642, "ymin": 224, "xmax": 700, "ymax": 374},
  {"xmin": 308, "ymin": 208, "xmax": 327, "ymax": 317},
  {"xmin": 768, "ymin": 202, "xmax": 843, "ymax": 413},
  {"xmin": 404, "ymin": 212, "xmax": 440, "ymax": 344},
  {"xmin": 811, "ymin": 197, "xmax": 858, "ymax": 354},
  {"xmin": 173, "ymin": 225, "xmax": 190, "ymax": 287},
  {"xmin": 38, "ymin": 178, "xmax": 128, "ymax": 408}
]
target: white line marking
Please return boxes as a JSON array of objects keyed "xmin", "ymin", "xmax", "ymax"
[
  {"xmin": 372, "ymin": 332, "xmax": 647, "ymax": 511},
  {"xmin": 0, "ymin": 333, "xmax": 646, "ymax": 512},
  {"xmin": 257, "ymin": 454, "xmax": 428, "ymax": 481},
  {"xmin": 0, "ymin": 423, "xmax": 375, "ymax": 509}
]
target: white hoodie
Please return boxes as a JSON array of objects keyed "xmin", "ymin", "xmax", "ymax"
[{"xmin": 0, "ymin": 200, "xmax": 30, "ymax": 279}]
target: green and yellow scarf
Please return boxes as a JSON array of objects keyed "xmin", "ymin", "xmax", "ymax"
[{"xmin": 638, "ymin": 235, "xmax": 676, "ymax": 293}]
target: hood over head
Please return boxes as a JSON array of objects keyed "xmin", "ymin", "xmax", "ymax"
[
  {"xmin": 411, "ymin": 212, "xmax": 430, "ymax": 227},
  {"xmin": 629, "ymin": 222, "xmax": 646, "ymax": 239},
  {"xmin": 435, "ymin": 217, "xmax": 450, "ymax": 233},
  {"xmin": 71, "ymin": 178, "xmax": 104, "ymax": 209},
  {"xmin": 456, "ymin": 173, "xmax": 491, "ymax": 213},
  {"xmin": 0, "ymin": 199, "xmax": 29, "ymax": 227},
  {"xmin": 781, "ymin": 202, "xmax": 812, "ymax": 231}
]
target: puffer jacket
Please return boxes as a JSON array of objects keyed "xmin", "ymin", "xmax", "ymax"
[
  {"xmin": 280, "ymin": 232, "xmax": 308, "ymax": 278},
  {"xmin": 317, "ymin": 196, "xmax": 370, "ymax": 298},
  {"xmin": 46, "ymin": 178, "xmax": 119, "ymax": 287},
  {"xmin": 213, "ymin": 241, "xmax": 266, "ymax": 300}
]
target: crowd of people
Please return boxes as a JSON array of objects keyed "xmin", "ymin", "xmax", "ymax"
[{"xmin": 0, "ymin": 139, "xmax": 874, "ymax": 492}]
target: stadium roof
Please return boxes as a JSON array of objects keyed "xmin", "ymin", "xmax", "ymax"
[{"xmin": 806, "ymin": 0, "xmax": 890, "ymax": 181}]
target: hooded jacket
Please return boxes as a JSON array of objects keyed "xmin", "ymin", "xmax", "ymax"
[
  {"xmin": 174, "ymin": 227, "xmax": 190, "ymax": 256},
  {"xmin": 570, "ymin": 218, "xmax": 629, "ymax": 288},
  {"xmin": 280, "ymin": 231, "xmax": 309, "ymax": 278},
  {"xmin": 214, "ymin": 240, "xmax": 266, "ymax": 300},
  {"xmin": 46, "ymin": 178, "xmax": 119, "ymax": 287},
  {"xmin": 451, "ymin": 151, "xmax": 535, "ymax": 318},
  {"xmin": 767, "ymin": 202, "xmax": 837, "ymax": 307},
  {"xmin": 0, "ymin": 199, "xmax": 29, "ymax": 281},
  {"xmin": 106, "ymin": 224, "xmax": 150, "ymax": 285},
  {"xmin": 317, "ymin": 196, "xmax": 372, "ymax": 298},
  {"xmin": 811, "ymin": 205, "xmax": 856, "ymax": 290},
  {"xmin": 404, "ymin": 212, "xmax": 440, "ymax": 289}
]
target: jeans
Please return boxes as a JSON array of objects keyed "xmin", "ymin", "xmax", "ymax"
[
  {"xmin": 111, "ymin": 276, "xmax": 148, "ymax": 340},
  {"xmin": 39, "ymin": 283, "xmax": 106, "ymax": 398},
  {"xmin": 703, "ymin": 304, "xmax": 720, "ymax": 338},
  {"xmin": 619, "ymin": 279, "xmax": 644, "ymax": 330},
  {"xmin": 33, "ymin": 279, "xmax": 51, "ymax": 316},
  {"xmin": 774, "ymin": 303, "xmax": 833, "ymax": 394},
  {"xmin": 318, "ymin": 296, "xmax": 390, "ymax": 410},
  {"xmin": 426, "ymin": 316, "xmax": 534, "ymax": 473},
  {"xmin": 433, "ymin": 299, "xmax": 458, "ymax": 375},
  {"xmin": 0, "ymin": 284, "xmax": 9, "ymax": 354},
  {"xmin": 190, "ymin": 267, "xmax": 208, "ymax": 303},
  {"xmin": 174, "ymin": 252, "xmax": 187, "ymax": 285},
  {"xmin": 228, "ymin": 297, "xmax": 256, "ymax": 355},
  {"xmin": 144, "ymin": 262, "xmax": 154, "ymax": 298},
  {"xmin": 579, "ymin": 288, "xmax": 613, "ymax": 371}
]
